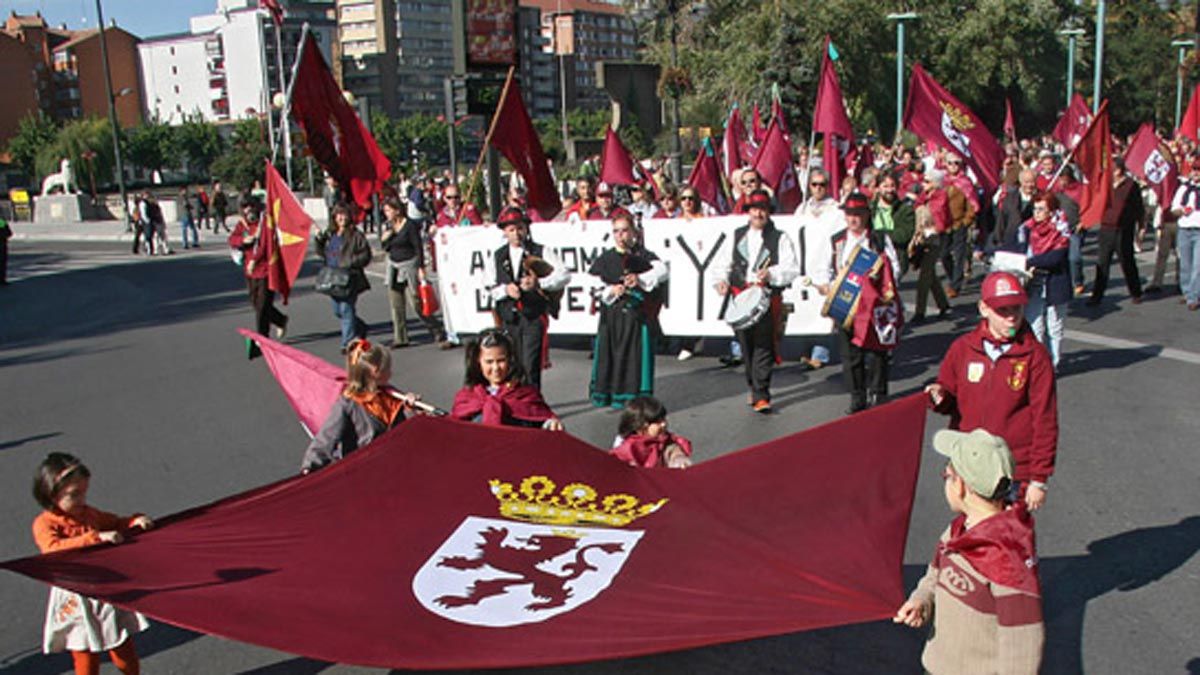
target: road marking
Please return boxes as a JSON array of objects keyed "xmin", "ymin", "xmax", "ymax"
[{"xmin": 1066, "ymin": 329, "xmax": 1200, "ymax": 365}]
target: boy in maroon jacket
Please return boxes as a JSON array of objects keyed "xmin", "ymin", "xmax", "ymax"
[{"xmin": 926, "ymin": 271, "xmax": 1058, "ymax": 511}]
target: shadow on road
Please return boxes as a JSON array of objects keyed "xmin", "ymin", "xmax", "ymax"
[{"xmin": 0, "ymin": 432, "xmax": 62, "ymax": 452}]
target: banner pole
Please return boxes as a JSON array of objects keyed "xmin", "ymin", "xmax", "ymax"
[{"xmin": 463, "ymin": 66, "xmax": 516, "ymax": 208}]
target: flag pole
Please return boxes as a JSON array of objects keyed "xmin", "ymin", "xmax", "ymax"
[
  {"xmin": 1047, "ymin": 98, "xmax": 1108, "ymax": 191},
  {"xmin": 273, "ymin": 23, "xmax": 310, "ymax": 167},
  {"xmin": 273, "ymin": 20, "xmax": 293, "ymax": 187},
  {"xmin": 463, "ymin": 66, "xmax": 517, "ymax": 208}
]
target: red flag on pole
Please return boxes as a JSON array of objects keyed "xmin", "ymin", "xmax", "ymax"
[
  {"xmin": 261, "ymin": 0, "xmax": 284, "ymax": 26},
  {"xmin": 1125, "ymin": 122, "xmax": 1179, "ymax": 206},
  {"xmin": 264, "ymin": 160, "xmax": 313, "ymax": 304},
  {"xmin": 903, "ymin": 63, "xmax": 1004, "ymax": 193},
  {"xmin": 599, "ymin": 126, "xmax": 639, "ymax": 186},
  {"xmin": 752, "ymin": 120, "xmax": 802, "ymax": 212},
  {"xmin": 751, "ymin": 103, "xmax": 767, "ymax": 144},
  {"xmin": 1004, "ymin": 97, "xmax": 1017, "ymax": 141},
  {"xmin": 1177, "ymin": 83, "xmax": 1200, "ymax": 143},
  {"xmin": 852, "ymin": 253, "xmax": 903, "ymax": 352},
  {"xmin": 1072, "ymin": 100, "xmax": 1113, "ymax": 229},
  {"xmin": 239, "ymin": 329, "xmax": 344, "ymax": 435},
  {"xmin": 2, "ymin": 366, "xmax": 928, "ymax": 669},
  {"xmin": 770, "ymin": 84, "xmax": 788, "ymax": 136},
  {"xmin": 1052, "ymin": 94, "xmax": 1092, "ymax": 147},
  {"xmin": 687, "ymin": 136, "xmax": 731, "ymax": 214},
  {"xmin": 813, "ymin": 36, "xmax": 855, "ymax": 200},
  {"xmin": 290, "ymin": 32, "xmax": 391, "ymax": 211},
  {"xmin": 488, "ymin": 77, "xmax": 562, "ymax": 220},
  {"xmin": 721, "ymin": 103, "xmax": 749, "ymax": 179}
]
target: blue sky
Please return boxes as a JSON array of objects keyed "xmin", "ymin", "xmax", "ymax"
[{"xmin": 3, "ymin": 0, "xmax": 219, "ymax": 38}]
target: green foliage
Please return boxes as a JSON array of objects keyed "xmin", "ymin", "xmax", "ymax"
[
  {"xmin": 637, "ymin": 0, "xmax": 1184, "ymax": 141},
  {"xmin": 36, "ymin": 117, "xmax": 115, "ymax": 186},
  {"xmin": 5, "ymin": 113, "xmax": 59, "ymax": 180},
  {"xmin": 211, "ymin": 118, "xmax": 271, "ymax": 192},
  {"xmin": 176, "ymin": 113, "xmax": 225, "ymax": 179},
  {"xmin": 372, "ymin": 111, "xmax": 464, "ymax": 173},
  {"xmin": 124, "ymin": 115, "xmax": 179, "ymax": 174}
]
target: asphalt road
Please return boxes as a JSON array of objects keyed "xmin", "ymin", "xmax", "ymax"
[{"xmin": 1, "ymin": 240, "xmax": 1198, "ymax": 675}]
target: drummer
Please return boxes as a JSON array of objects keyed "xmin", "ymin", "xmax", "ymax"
[
  {"xmin": 814, "ymin": 191, "xmax": 901, "ymax": 414},
  {"xmin": 711, "ymin": 189, "xmax": 801, "ymax": 413}
]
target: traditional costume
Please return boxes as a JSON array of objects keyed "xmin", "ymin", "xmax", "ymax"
[
  {"xmin": 612, "ymin": 432, "xmax": 693, "ymax": 468},
  {"xmin": 588, "ymin": 240, "xmax": 668, "ymax": 408},
  {"xmin": 451, "ymin": 382, "xmax": 557, "ymax": 428}
]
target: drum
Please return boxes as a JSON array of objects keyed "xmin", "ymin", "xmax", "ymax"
[
  {"xmin": 725, "ymin": 285, "xmax": 771, "ymax": 331},
  {"xmin": 822, "ymin": 245, "xmax": 880, "ymax": 329}
]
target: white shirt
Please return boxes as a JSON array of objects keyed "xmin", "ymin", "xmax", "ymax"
[
  {"xmin": 489, "ymin": 244, "xmax": 571, "ymax": 301},
  {"xmin": 707, "ymin": 224, "xmax": 801, "ymax": 289},
  {"xmin": 1170, "ymin": 180, "xmax": 1200, "ymax": 229},
  {"xmin": 601, "ymin": 252, "xmax": 669, "ymax": 305},
  {"xmin": 814, "ymin": 228, "xmax": 900, "ymax": 286}
]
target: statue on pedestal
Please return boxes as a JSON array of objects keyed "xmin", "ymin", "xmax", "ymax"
[{"xmin": 40, "ymin": 158, "xmax": 77, "ymax": 196}]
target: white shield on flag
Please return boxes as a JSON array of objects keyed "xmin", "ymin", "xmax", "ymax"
[
  {"xmin": 1144, "ymin": 149, "xmax": 1170, "ymax": 185},
  {"xmin": 940, "ymin": 111, "xmax": 973, "ymax": 159},
  {"xmin": 412, "ymin": 516, "xmax": 643, "ymax": 627}
]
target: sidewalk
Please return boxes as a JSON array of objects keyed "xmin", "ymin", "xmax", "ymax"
[{"xmin": 9, "ymin": 218, "xmax": 329, "ymax": 243}]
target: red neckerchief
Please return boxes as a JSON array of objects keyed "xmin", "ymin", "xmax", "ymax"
[
  {"xmin": 1024, "ymin": 214, "xmax": 1070, "ymax": 255},
  {"xmin": 941, "ymin": 504, "xmax": 1040, "ymax": 594},
  {"xmin": 451, "ymin": 383, "xmax": 554, "ymax": 426},
  {"xmin": 613, "ymin": 432, "xmax": 694, "ymax": 468}
]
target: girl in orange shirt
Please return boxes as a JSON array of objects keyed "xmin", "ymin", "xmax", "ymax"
[{"xmin": 31, "ymin": 453, "xmax": 153, "ymax": 675}]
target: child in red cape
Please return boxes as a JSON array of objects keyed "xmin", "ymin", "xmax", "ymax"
[
  {"xmin": 451, "ymin": 329, "xmax": 563, "ymax": 430},
  {"xmin": 611, "ymin": 396, "xmax": 692, "ymax": 468}
]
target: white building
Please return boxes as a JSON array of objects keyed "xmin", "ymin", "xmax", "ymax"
[{"xmin": 140, "ymin": 0, "xmax": 335, "ymax": 125}]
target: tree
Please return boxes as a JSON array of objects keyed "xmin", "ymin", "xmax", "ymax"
[
  {"xmin": 211, "ymin": 117, "xmax": 271, "ymax": 192},
  {"xmin": 36, "ymin": 118, "xmax": 115, "ymax": 188},
  {"xmin": 5, "ymin": 113, "xmax": 59, "ymax": 182},
  {"xmin": 372, "ymin": 111, "xmax": 463, "ymax": 172},
  {"xmin": 176, "ymin": 113, "xmax": 225, "ymax": 180},
  {"xmin": 125, "ymin": 115, "xmax": 179, "ymax": 176}
]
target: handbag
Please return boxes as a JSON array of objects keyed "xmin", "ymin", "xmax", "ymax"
[
  {"xmin": 418, "ymin": 280, "xmax": 440, "ymax": 317},
  {"xmin": 315, "ymin": 266, "xmax": 353, "ymax": 298}
]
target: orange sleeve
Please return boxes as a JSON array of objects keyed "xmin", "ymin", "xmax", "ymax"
[{"xmin": 32, "ymin": 513, "xmax": 101, "ymax": 554}]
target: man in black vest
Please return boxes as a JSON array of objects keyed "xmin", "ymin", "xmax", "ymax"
[
  {"xmin": 817, "ymin": 192, "xmax": 901, "ymax": 414},
  {"xmin": 713, "ymin": 189, "xmax": 800, "ymax": 413},
  {"xmin": 490, "ymin": 207, "xmax": 569, "ymax": 389}
]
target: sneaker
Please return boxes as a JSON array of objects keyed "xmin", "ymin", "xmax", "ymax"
[
  {"xmin": 677, "ymin": 349, "xmax": 694, "ymax": 361},
  {"xmin": 752, "ymin": 399, "xmax": 772, "ymax": 414}
]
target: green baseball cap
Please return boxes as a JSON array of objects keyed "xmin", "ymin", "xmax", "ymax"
[{"xmin": 933, "ymin": 428, "xmax": 1015, "ymax": 498}]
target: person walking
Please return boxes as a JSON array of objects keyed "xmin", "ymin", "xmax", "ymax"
[{"xmin": 315, "ymin": 204, "xmax": 372, "ymax": 352}]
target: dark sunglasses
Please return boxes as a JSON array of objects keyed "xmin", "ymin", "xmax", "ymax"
[{"xmin": 810, "ymin": 181, "xmax": 828, "ymax": 187}]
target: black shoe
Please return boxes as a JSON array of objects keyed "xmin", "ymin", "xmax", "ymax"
[
  {"xmin": 1144, "ymin": 285, "xmax": 1162, "ymax": 294},
  {"xmin": 937, "ymin": 307, "xmax": 952, "ymax": 319},
  {"xmin": 909, "ymin": 313, "xmax": 926, "ymax": 325}
]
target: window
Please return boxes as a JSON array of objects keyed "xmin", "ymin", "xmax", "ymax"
[
  {"xmin": 170, "ymin": 46, "xmax": 175, "ymax": 56},
  {"xmin": 171, "ymin": 65, "xmax": 177, "ymax": 75}
]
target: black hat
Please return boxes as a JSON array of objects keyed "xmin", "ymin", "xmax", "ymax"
[
  {"xmin": 841, "ymin": 191, "xmax": 871, "ymax": 215},
  {"xmin": 745, "ymin": 189, "xmax": 772, "ymax": 211}
]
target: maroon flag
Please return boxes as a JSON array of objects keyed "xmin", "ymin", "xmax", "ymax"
[
  {"xmin": 1177, "ymin": 83, "xmax": 1200, "ymax": 143},
  {"xmin": 1072, "ymin": 101, "xmax": 1113, "ymax": 229},
  {"xmin": 2, "ymin": 387, "xmax": 928, "ymax": 669},
  {"xmin": 752, "ymin": 120, "xmax": 802, "ymax": 212},
  {"xmin": 903, "ymin": 63, "xmax": 1004, "ymax": 193},
  {"xmin": 1052, "ymin": 93, "xmax": 1092, "ymax": 147},
  {"xmin": 751, "ymin": 103, "xmax": 767, "ymax": 144},
  {"xmin": 1126, "ymin": 122, "xmax": 1179, "ymax": 206},
  {"xmin": 813, "ymin": 36, "xmax": 855, "ymax": 200},
  {"xmin": 687, "ymin": 137, "xmax": 731, "ymax": 214},
  {"xmin": 290, "ymin": 33, "xmax": 391, "ymax": 210},
  {"xmin": 721, "ymin": 103, "xmax": 749, "ymax": 178},
  {"xmin": 599, "ymin": 126, "xmax": 639, "ymax": 186},
  {"xmin": 261, "ymin": 0, "xmax": 284, "ymax": 26},
  {"xmin": 852, "ymin": 252, "xmax": 903, "ymax": 352},
  {"xmin": 264, "ymin": 161, "xmax": 313, "ymax": 304},
  {"xmin": 1004, "ymin": 97, "xmax": 1017, "ymax": 140},
  {"xmin": 771, "ymin": 84, "xmax": 788, "ymax": 136},
  {"xmin": 489, "ymin": 77, "xmax": 561, "ymax": 220},
  {"xmin": 239, "ymin": 330, "xmax": 344, "ymax": 435}
]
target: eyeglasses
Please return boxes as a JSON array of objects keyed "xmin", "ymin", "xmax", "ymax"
[
  {"xmin": 445, "ymin": 194, "xmax": 460, "ymax": 200},
  {"xmin": 741, "ymin": 179, "xmax": 759, "ymax": 186},
  {"xmin": 680, "ymin": 195, "xmax": 697, "ymax": 201},
  {"xmin": 810, "ymin": 182, "xmax": 828, "ymax": 187}
]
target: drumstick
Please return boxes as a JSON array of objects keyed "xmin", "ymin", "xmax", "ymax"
[{"xmin": 386, "ymin": 389, "xmax": 449, "ymax": 416}]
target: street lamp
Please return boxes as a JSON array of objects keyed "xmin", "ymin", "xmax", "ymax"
[
  {"xmin": 886, "ymin": 12, "xmax": 918, "ymax": 143},
  {"xmin": 94, "ymin": 0, "xmax": 131, "ymax": 233},
  {"xmin": 1173, "ymin": 38, "xmax": 1195, "ymax": 131},
  {"xmin": 665, "ymin": 0, "xmax": 683, "ymax": 184},
  {"xmin": 1058, "ymin": 27, "xmax": 1084, "ymax": 107}
]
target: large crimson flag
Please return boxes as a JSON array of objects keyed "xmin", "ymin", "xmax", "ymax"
[
  {"xmin": 903, "ymin": 64, "xmax": 1004, "ymax": 193},
  {"xmin": 752, "ymin": 120, "xmax": 802, "ymax": 212},
  {"xmin": 1072, "ymin": 100, "xmax": 1113, "ymax": 229},
  {"xmin": 489, "ymin": 78, "xmax": 562, "ymax": 220},
  {"xmin": 599, "ymin": 126, "xmax": 639, "ymax": 187},
  {"xmin": 1125, "ymin": 122, "xmax": 1179, "ymax": 206},
  {"xmin": 1177, "ymin": 83, "xmax": 1200, "ymax": 143},
  {"xmin": 264, "ymin": 161, "xmax": 312, "ymax": 304},
  {"xmin": 1052, "ymin": 93, "xmax": 1092, "ymax": 147},
  {"xmin": 290, "ymin": 33, "xmax": 391, "ymax": 211},
  {"xmin": 687, "ymin": 137, "xmax": 731, "ymax": 214},
  {"xmin": 3, "ymin": 388, "xmax": 928, "ymax": 669}
]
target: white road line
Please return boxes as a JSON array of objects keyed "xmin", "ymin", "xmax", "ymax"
[{"xmin": 1066, "ymin": 329, "xmax": 1200, "ymax": 365}]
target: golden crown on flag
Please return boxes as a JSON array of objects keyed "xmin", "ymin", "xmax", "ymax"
[
  {"xmin": 939, "ymin": 101, "xmax": 975, "ymax": 131},
  {"xmin": 489, "ymin": 475, "xmax": 668, "ymax": 528}
]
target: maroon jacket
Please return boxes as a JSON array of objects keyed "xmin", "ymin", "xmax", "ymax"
[
  {"xmin": 932, "ymin": 321, "xmax": 1058, "ymax": 483},
  {"xmin": 228, "ymin": 217, "xmax": 269, "ymax": 279}
]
